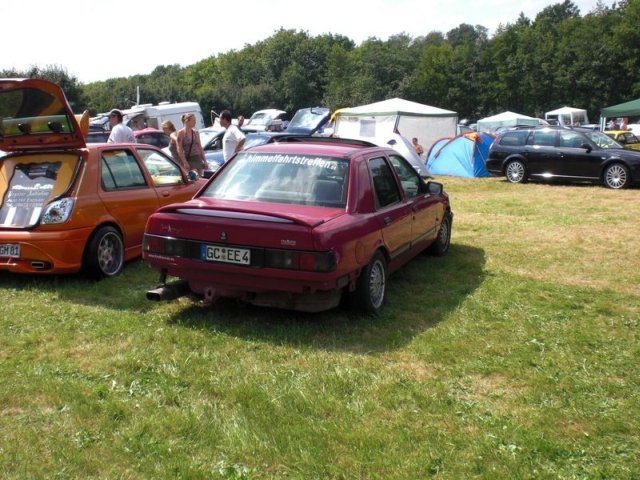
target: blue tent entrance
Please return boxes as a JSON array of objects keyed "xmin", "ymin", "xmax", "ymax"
[{"xmin": 426, "ymin": 132, "xmax": 494, "ymax": 177}]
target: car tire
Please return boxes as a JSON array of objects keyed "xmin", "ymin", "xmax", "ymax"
[
  {"xmin": 83, "ymin": 226, "xmax": 124, "ymax": 278},
  {"xmin": 603, "ymin": 163, "xmax": 630, "ymax": 189},
  {"xmin": 427, "ymin": 211, "xmax": 452, "ymax": 256},
  {"xmin": 351, "ymin": 251, "xmax": 387, "ymax": 314},
  {"xmin": 505, "ymin": 159, "xmax": 528, "ymax": 184}
]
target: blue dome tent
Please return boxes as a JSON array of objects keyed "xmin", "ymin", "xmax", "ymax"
[{"xmin": 426, "ymin": 132, "xmax": 494, "ymax": 178}]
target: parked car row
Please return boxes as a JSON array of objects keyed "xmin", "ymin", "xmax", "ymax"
[
  {"xmin": 200, "ymin": 107, "xmax": 332, "ymax": 177},
  {"xmin": 0, "ymin": 78, "xmax": 453, "ymax": 314}
]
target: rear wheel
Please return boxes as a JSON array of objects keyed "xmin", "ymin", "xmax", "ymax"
[
  {"xmin": 505, "ymin": 160, "xmax": 527, "ymax": 184},
  {"xmin": 83, "ymin": 226, "xmax": 124, "ymax": 278},
  {"xmin": 428, "ymin": 211, "xmax": 452, "ymax": 256},
  {"xmin": 351, "ymin": 251, "xmax": 387, "ymax": 314},
  {"xmin": 603, "ymin": 163, "xmax": 630, "ymax": 189}
]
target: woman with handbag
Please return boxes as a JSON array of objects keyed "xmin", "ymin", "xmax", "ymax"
[{"xmin": 176, "ymin": 113, "xmax": 206, "ymax": 176}]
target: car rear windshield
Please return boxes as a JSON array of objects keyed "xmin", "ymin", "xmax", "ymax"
[
  {"xmin": 200, "ymin": 151, "xmax": 349, "ymax": 207},
  {"xmin": 0, "ymin": 153, "xmax": 80, "ymax": 227}
]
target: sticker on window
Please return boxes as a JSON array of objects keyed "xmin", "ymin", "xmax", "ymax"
[{"xmin": 0, "ymin": 162, "xmax": 61, "ymax": 227}]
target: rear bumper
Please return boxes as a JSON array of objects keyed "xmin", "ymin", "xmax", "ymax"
[
  {"xmin": 0, "ymin": 227, "xmax": 94, "ymax": 274},
  {"xmin": 144, "ymin": 251, "xmax": 351, "ymax": 312},
  {"xmin": 144, "ymin": 251, "xmax": 347, "ymax": 294}
]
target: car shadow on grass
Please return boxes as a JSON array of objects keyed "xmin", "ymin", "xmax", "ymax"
[{"xmin": 165, "ymin": 243, "xmax": 486, "ymax": 354}]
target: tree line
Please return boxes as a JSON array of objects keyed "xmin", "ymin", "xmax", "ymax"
[{"xmin": 3, "ymin": 0, "xmax": 639, "ymax": 126}]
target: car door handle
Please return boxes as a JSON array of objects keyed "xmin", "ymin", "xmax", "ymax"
[
  {"xmin": 383, "ymin": 216, "xmax": 392, "ymax": 225},
  {"xmin": 161, "ymin": 191, "xmax": 170, "ymax": 197}
]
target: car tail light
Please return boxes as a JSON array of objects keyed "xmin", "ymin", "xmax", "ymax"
[
  {"xmin": 41, "ymin": 198, "xmax": 75, "ymax": 224},
  {"xmin": 265, "ymin": 249, "xmax": 336, "ymax": 272},
  {"xmin": 143, "ymin": 234, "xmax": 190, "ymax": 257},
  {"xmin": 143, "ymin": 234, "xmax": 160, "ymax": 252}
]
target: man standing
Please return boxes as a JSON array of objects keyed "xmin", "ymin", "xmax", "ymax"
[
  {"xmin": 220, "ymin": 110, "xmax": 245, "ymax": 162},
  {"xmin": 412, "ymin": 137, "xmax": 424, "ymax": 156},
  {"xmin": 107, "ymin": 109, "xmax": 135, "ymax": 143}
]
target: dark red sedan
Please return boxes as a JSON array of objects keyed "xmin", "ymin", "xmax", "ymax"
[{"xmin": 142, "ymin": 139, "xmax": 453, "ymax": 313}]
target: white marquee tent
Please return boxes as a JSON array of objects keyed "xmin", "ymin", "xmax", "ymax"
[
  {"xmin": 544, "ymin": 106, "xmax": 589, "ymax": 126},
  {"xmin": 332, "ymin": 98, "xmax": 457, "ymax": 156},
  {"xmin": 476, "ymin": 111, "xmax": 539, "ymax": 133}
]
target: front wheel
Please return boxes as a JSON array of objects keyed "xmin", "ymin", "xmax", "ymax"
[
  {"xmin": 351, "ymin": 251, "xmax": 387, "ymax": 314},
  {"xmin": 83, "ymin": 226, "xmax": 124, "ymax": 278},
  {"xmin": 603, "ymin": 163, "xmax": 630, "ymax": 189},
  {"xmin": 505, "ymin": 160, "xmax": 528, "ymax": 184}
]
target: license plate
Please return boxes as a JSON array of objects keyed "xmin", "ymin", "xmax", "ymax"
[
  {"xmin": 0, "ymin": 244, "xmax": 20, "ymax": 258},
  {"xmin": 201, "ymin": 244, "xmax": 250, "ymax": 265}
]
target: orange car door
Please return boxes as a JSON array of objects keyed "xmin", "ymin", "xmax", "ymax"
[{"xmin": 98, "ymin": 148, "xmax": 161, "ymax": 249}]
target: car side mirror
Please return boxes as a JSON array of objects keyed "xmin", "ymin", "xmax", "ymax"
[
  {"xmin": 426, "ymin": 181, "xmax": 443, "ymax": 195},
  {"xmin": 581, "ymin": 143, "xmax": 592, "ymax": 152},
  {"xmin": 187, "ymin": 170, "xmax": 199, "ymax": 182}
]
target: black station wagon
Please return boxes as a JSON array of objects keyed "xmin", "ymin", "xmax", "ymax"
[{"xmin": 486, "ymin": 126, "xmax": 640, "ymax": 189}]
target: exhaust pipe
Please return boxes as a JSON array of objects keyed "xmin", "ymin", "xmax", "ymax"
[{"xmin": 146, "ymin": 279, "xmax": 190, "ymax": 301}]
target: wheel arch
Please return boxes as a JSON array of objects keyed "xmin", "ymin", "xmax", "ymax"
[
  {"xmin": 349, "ymin": 245, "xmax": 390, "ymax": 292},
  {"xmin": 81, "ymin": 221, "xmax": 124, "ymax": 259},
  {"xmin": 599, "ymin": 158, "xmax": 630, "ymax": 180}
]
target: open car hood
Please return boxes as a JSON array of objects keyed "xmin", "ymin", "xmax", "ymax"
[{"xmin": 0, "ymin": 78, "xmax": 86, "ymax": 152}]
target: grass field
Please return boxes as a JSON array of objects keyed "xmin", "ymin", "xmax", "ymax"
[{"xmin": 1, "ymin": 177, "xmax": 639, "ymax": 479}]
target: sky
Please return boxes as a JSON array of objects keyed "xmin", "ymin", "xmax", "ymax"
[{"xmin": 2, "ymin": 0, "xmax": 605, "ymax": 84}]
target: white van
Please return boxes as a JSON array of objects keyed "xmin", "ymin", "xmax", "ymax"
[{"xmin": 122, "ymin": 102, "xmax": 205, "ymax": 130}]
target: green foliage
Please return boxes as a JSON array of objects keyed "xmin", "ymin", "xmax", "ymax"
[{"xmin": 0, "ymin": 65, "xmax": 86, "ymax": 112}]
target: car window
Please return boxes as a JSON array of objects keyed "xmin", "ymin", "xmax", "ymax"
[
  {"xmin": 137, "ymin": 149, "xmax": 184, "ymax": 186},
  {"xmin": 101, "ymin": 150, "xmax": 147, "ymax": 190},
  {"xmin": 558, "ymin": 131, "xmax": 586, "ymax": 148},
  {"xmin": 530, "ymin": 130, "xmax": 556, "ymax": 147},
  {"xmin": 369, "ymin": 156, "xmax": 401, "ymax": 209},
  {"xmin": 388, "ymin": 154, "xmax": 422, "ymax": 198},
  {"xmin": 499, "ymin": 131, "xmax": 528, "ymax": 146},
  {"xmin": 584, "ymin": 130, "xmax": 622, "ymax": 149},
  {"xmin": 201, "ymin": 151, "xmax": 348, "ymax": 207}
]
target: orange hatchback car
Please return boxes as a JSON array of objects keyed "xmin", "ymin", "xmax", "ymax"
[{"xmin": 0, "ymin": 78, "xmax": 205, "ymax": 277}]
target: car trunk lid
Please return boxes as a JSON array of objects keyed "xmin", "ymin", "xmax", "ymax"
[
  {"xmin": 148, "ymin": 199, "xmax": 346, "ymax": 250},
  {"xmin": 0, "ymin": 78, "xmax": 86, "ymax": 153}
]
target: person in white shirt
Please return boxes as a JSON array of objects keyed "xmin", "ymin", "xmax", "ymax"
[
  {"xmin": 220, "ymin": 110, "xmax": 245, "ymax": 162},
  {"xmin": 107, "ymin": 109, "xmax": 135, "ymax": 143}
]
